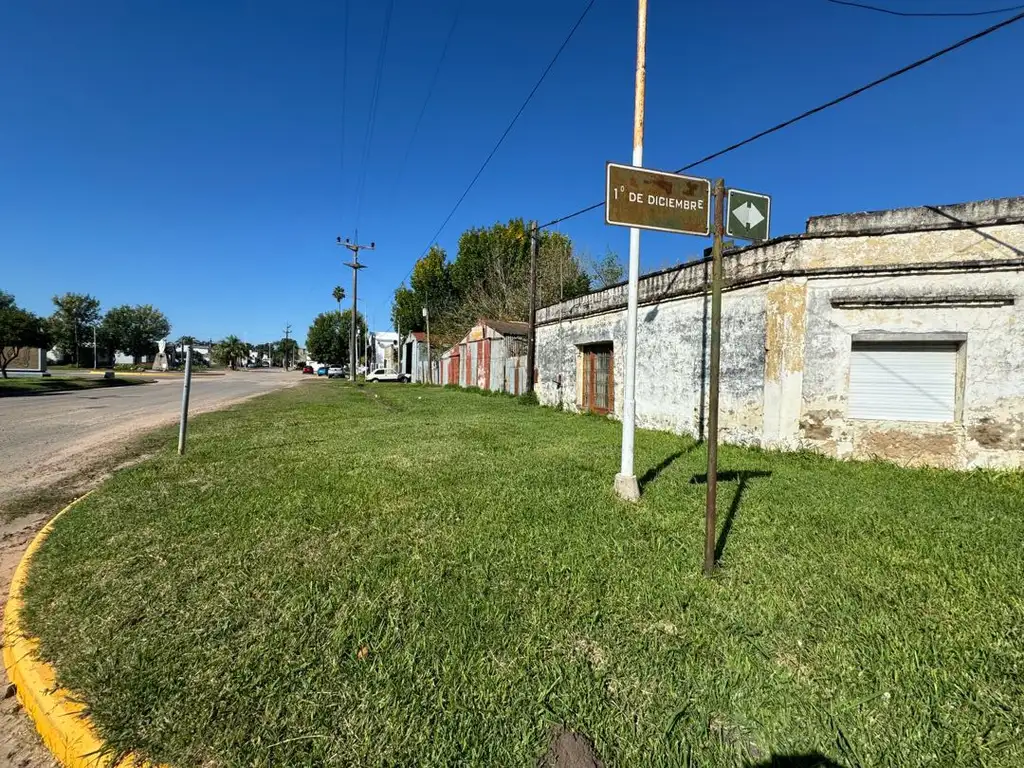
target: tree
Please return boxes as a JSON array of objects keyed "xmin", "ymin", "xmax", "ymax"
[
  {"xmin": 277, "ymin": 337, "xmax": 298, "ymax": 367},
  {"xmin": 214, "ymin": 335, "xmax": 248, "ymax": 370},
  {"xmin": 391, "ymin": 221, "xmax": 591, "ymax": 349},
  {"xmin": 332, "ymin": 285, "xmax": 346, "ymax": 313},
  {"xmin": 0, "ymin": 294, "xmax": 50, "ymax": 378},
  {"xmin": 101, "ymin": 305, "xmax": 171, "ymax": 364},
  {"xmin": 50, "ymin": 293, "xmax": 101, "ymax": 366},
  {"xmin": 306, "ymin": 310, "xmax": 366, "ymax": 365},
  {"xmin": 585, "ymin": 249, "xmax": 625, "ymax": 289}
]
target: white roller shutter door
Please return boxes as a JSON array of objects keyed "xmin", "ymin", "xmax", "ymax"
[{"xmin": 848, "ymin": 342, "xmax": 958, "ymax": 422}]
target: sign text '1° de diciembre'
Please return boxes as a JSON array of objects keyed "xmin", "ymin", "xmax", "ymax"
[{"xmin": 605, "ymin": 163, "xmax": 711, "ymax": 237}]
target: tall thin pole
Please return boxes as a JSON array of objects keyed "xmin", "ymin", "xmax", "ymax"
[
  {"xmin": 178, "ymin": 346, "xmax": 193, "ymax": 455},
  {"xmin": 526, "ymin": 221, "xmax": 539, "ymax": 393},
  {"xmin": 93, "ymin": 325, "xmax": 98, "ymax": 369},
  {"xmin": 614, "ymin": 0, "xmax": 647, "ymax": 503},
  {"xmin": 423, "ymin": 307, "xmax": 431, "ymax": 384},
  {"xmin": 337, "ymin": 236, "xmax": 374, "ymax": 381},
  {"xmin": 704, "ymin": 178, "xmax": 726, "ymax": 576},
  {"xmin": 351, "ymin": 260, "xmax": 358, "ymax": 379}
]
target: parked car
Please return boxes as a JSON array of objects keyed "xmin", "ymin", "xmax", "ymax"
[
  {"xmin": 316, "ymin": 366, "xmax": 328, "ymax": 376},
  {"xmin": 365, "ymin": 368, "xmax": 408, "ymax": 383},
  {"xmin": 327, "ymin": 366, "xmax": 345, "ymax": 379},
  {"xmin": 302, "ymin": 365, "xmax": 314, "ymax": 375}
]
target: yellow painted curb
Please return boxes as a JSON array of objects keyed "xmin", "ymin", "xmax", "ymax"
[{"xmin": 3, "ymin": 494, "xmax": 161, "ymax": 767}]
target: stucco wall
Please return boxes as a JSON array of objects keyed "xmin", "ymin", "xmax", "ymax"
[
  {"xmin": 534, "ymin": 197, "xmax": 1024, "ymax": 469},
  {"xmin": 798, "ymin": 270, "xmax": 1024, "ymax": 469},
  {"xmin": 536, "ymin": 284, "xmax": 767, "ymax": 444}
]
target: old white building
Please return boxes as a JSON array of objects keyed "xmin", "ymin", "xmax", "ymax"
[{"xmin": 535, "ymin": 196, "xmax": 1024, "ymax": 469}]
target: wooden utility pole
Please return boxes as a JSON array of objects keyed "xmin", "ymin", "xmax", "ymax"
[
  {"xmin": 337, "ymin": 235, "xmax": 374, "ymax": 381},
  {"xmin": 526, "ymin": 221, "xmax": 539, "ymax": 393},
  {"xmin": 704, "ymin": 178, "xmax": 725, "ymax": 576},
  {"xmin": 283, "ymin": 323, "xmax": 292, "ymax": 370}
]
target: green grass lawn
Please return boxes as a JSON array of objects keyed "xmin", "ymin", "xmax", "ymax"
[
  {"xmin": 0, "ymin": 376, "xmax": 148, "ymax": 396},
  {"xmin": 21, "ymin": 384, "xmax": 1024, "ymax": 767}
]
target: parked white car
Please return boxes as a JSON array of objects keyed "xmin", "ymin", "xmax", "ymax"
[
  {"xmin": 365, "ymin": 368, "xmax": 408, "ymax": 383},
  {"xmin": 327, "ymin": 366, "xmax": 345, "ymax": 379}
]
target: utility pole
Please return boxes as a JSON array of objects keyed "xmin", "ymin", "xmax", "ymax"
[
  {"xmin": 614, "ymin": 0, "xmax": 647, "ymax": 503},
  {"xmin": 422, "ymin": 306, "xmax": 431, "ymax": 384},
  {"xmin": 526, "ymin": 221, "xmax": 539, "ymax": 394},
  {"xmin": 337, "ymin": 235, "xmax": 374, "ymax": 381},
  {"xmin": 283, "ymin": 323, "xmax": 292, "ymax": 370},
  {"xmin": 93, "ymin": 325, "xmax": 98, "ymax": 370},
  {"xmin": 704, "ymin": 178, "xmax": 726, "ymax": 577}
]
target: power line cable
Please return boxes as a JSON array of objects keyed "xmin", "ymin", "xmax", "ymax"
[
  {"xmin": 396, "ymin": 0, "xmax": 463, "ymax": 185},
  {"xmin": 398, "ymin": 0, "xmax": 597, "ymax": 288},
  {"xmin": 539, "ymin": 8, "xmax": 1024, "ymax": 230},
  {"xmin": 825, "ymin": 0, "xmax": 1024, "ymax": 18},
  {"xmin": 339, "ymin": 0, "xmax": 350, "ymax": 218},
  {"xmin": 355, "ymin": 0, "xmax": 396, "ymax": 229}
]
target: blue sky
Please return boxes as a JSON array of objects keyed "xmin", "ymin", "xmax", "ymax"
[{"xmin": 2, "ymin": 1, "xmax": 1022, "ymax": 345}]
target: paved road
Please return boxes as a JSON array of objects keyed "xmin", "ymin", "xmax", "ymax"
[{"xmin": 0, "ymin": 369, "xmax": 302, "ymax": 500}]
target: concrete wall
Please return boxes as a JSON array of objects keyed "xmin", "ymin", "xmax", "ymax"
[
  {"xmin": 536, "ymin": 285, "xmax": 767, "ymax": 444},
  {"xmin": 534, "ymin": 196, "xmax": 1024, "ymax": 469}
]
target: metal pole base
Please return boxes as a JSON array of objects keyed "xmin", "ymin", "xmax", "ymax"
[{"xmin": 614, "ymin": 473, "xmax": 641, "ymax": 502}]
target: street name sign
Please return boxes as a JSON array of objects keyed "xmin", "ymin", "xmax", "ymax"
[
  {"xmin": 606, "ymin": 163, "xmax": 711, "ymax": 236},
  {"xmin": 726, "ymin": 188, "xmax": 771, "ymax": 242}
]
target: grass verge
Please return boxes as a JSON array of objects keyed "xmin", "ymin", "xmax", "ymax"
[
  {"xmin": 20, "ymin": 383, "xmax": 1024, "ymax": 767},
  {"xmin": 0, "ymin": 377, "xmax": 149, "ymax": 397}
]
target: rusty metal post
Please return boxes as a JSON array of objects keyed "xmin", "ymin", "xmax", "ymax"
[
  {"xmin": 614, "ymin": 0, "xmax": 647, "ymax": 503},
  {"xmin": 526, "ymin": 221, "xmax": 538, "ymax": 393},
  {"xmin": 704, "ymin": 178, "xmax": 725, "ymax": 576}
]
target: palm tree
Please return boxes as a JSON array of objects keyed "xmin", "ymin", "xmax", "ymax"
[
  {"xmin": 332, "ymin": 286, "xmax": 346, "ymax": 313},
  {"xmin": 216, "ymin": 335, "xmax": 248, "ymax": 370}
]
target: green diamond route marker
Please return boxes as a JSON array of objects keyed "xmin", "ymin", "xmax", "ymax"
[{"xmin": 726, "ymin": 188, "xmax": 771, "ymax": 242}]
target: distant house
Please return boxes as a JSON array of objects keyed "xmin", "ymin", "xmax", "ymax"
[
  {"xmin": 440, "ymin": 319, "xmax": 530, "ymax": 394},
  {"xmin": 401, "ymin": 331, "xmax": 429, "ymax": 382}
]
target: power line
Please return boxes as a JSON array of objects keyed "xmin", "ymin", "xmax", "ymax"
[
  {"xmin": 401, "ymin": 0, "xmax": 597, "ymax": 287},
  {"xmin": 339, "ymin": 0, "xmax": 350, "ymax": 218},
  {"xmin": 396, "ymin": 0, "xmax": 463, "ymax": 185},
  {"xmin": 355, "ymin": 0, "xmax": 396, "ymax": 229},
  {"xmin": 825, "ymin": 0, "xmax": 1024, "ymax": 18},
  {"xmin": 539, "ymin": 8, "xmax": 1024, "ymax": 230}
]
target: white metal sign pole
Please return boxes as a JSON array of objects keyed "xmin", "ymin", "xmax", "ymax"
[{"xmin": 615, "ymin": 0, "xmax": 647, "ymax": 502}]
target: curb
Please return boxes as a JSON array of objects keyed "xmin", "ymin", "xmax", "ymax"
[{"xmin": 3, "ymin": 494, "xmax": 160, "ymax": 767}]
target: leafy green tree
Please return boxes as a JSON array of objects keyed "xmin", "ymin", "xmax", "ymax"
[
  {"xmin": 214, "ymin": 335, "xmax": 248, "ymax": 370},
  {"xmin": 277, "ymin": 337, "xmax": 299, "ymax": 367},
  {"xmin": 585, "ymin": 248, "xmax": 624, "ymax": 289},
  {"xmin": 306, "ymin": 310, "xmax": 366, "ymax": 365},
  {"xmin": 101, "ymin": 305, "xmax": 171, "ymax": 364},
  {"xmin": 390, "ymin": 221, "xmax": 590, "ymax": 347},
  {"xmin": 50, "ymin": 293, "xmax": 101, "ymax": 366},
  {"xmin": 0, "ymin": 294, "xmax": 50, "ymax": 378}
]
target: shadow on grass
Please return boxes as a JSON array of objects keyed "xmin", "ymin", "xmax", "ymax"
[
  {"xmin": 746, "ymin": 753, "xmax": 842, "ymax": 768},
  {"xmin": 689, "ymin": 469, "xmax": 772, "ymax": 563},
  {"xmin": 638, "ymin": 442, "xmax": 700, "ymax": 490}
]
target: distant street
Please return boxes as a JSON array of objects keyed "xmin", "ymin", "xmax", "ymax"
[{"xmin": 0, "ymin": 369, "xmax": 302, "ymax": 500}]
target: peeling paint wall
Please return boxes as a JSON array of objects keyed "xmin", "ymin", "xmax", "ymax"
[
  {"xmin": 800, "ymin": 270, "xmax": 1024, "ymax": 469},
  {"xmin": 535, "ymin": 197, "xmax": 1024, "ymax": 469},
  {"xmin": 536, "ymin": 285, "xmax": 767, "ymax": 444}
]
